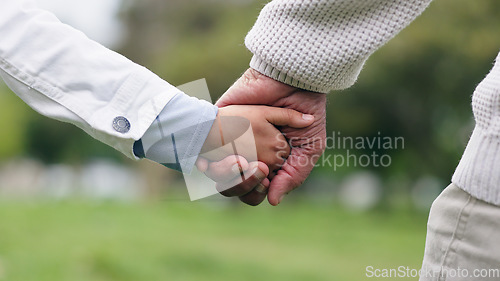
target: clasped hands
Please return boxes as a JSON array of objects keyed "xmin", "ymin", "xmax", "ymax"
[{"xmin": 197, "ymin": 68, "xmax": 327, "ymax": 206}]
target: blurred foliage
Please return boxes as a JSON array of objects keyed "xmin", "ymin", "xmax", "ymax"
[
  {"xmin": 0, "ymin": 201, "xmax": 427, "ymax": 281},
  {"xmin": 0, "ymin": 0, "xmax": 500, "ymax": 187},
  {"xmin": 325, "ymin": 0, "xmax": 500, "ymax": 183},
  {"xmin": 0, "ymin": 83, "xmax": 124, "ymax": 164},
  {"xmin": 0, "ymin": 85, "xmax": 31, "ymax": 159},
  {"xmin": 118, "ymin": 0, "xmax": 261, "ymax": 94}
]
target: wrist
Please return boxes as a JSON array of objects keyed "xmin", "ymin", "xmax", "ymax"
[
  {"xmin": 135, "ymin": 93, "xmax": 218, "ymax": 173},
  {"xmin": 201, "ymin": 111, "xmax": 223, "ymax": 154}
]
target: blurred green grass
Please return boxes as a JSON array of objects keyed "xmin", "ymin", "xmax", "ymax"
[{"xmin": 0, "ymin": 200, "xmax": 427, "ymax": 281}]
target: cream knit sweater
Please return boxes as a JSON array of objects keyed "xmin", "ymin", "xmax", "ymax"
[{"xmin": 245, "ymin": 0, "xmax": 500, "ymax": 206}]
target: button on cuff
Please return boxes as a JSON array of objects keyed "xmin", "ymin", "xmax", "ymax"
[{"xmin": 112, "ymin": 116, "xmax": 130, "ymax": 133}]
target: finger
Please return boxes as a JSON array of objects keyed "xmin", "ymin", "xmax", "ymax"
[
  {"xmin": 264, "ymin": 107, "xmax": 314, "ymax": 128},
  {"xmin": 217, "ymin": 162, "xmax": 269, "ymax": 197},
  {"xmin": 239, "ymin": 178, "xmax": 270, "ymax": 206},
  {"xmin": 266, "ymin": 147, "xmax": 289, "ymax": 178},
  {"xmin": 195, "ymin": 157, "xmax": 209, "ymax": 173},
  {"xmin": 267, "ymin": 170, "xmax": 296, "ymax": 206},
  {"xmin": 204, "ymin": 155, "xmax": 249, "ymax": 182},
  {"xmin": 268, "ymin": 157, "xmax": 287, "ymax": 180},
  {"xmin": 267, "ymin": 153, "xmax": 313, "ymax": 206}
]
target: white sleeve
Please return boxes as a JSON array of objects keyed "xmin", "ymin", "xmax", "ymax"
[
  {"xmin": 0, "ymin": 0, "xmax": 181, "ymax": 159},
  {"xmin": 135, "ymin": 93, "xmax": 218, "ymax": 173},
  {"xmin": 245, "ymin": 0, "xmax": 433, "ymax": 93}
]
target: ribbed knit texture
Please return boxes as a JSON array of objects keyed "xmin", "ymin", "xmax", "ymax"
[
  {"xmin": 246, "ymin": 0, "xmax": 500, "ymax": 206},
  {"xmin": 245, "ymin": 0, "xmax": 433, "ymax": 93},
  {"xmin": 452, "ymin": 53, "xmax": 500, "ymax": 206}
]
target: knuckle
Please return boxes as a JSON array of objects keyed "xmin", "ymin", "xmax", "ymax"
[{"xmin": 285, "ymin": 109, "xmax": 295, "ymax": 121}]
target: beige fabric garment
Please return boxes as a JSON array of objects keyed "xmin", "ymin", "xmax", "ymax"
[{"xmin": 420, "ymin": 184, "xmax": 500, "ymax": 281}]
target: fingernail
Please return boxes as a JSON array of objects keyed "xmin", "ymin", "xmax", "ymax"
[
  {"xmin": 278, "ymin": 194, "xmax": 286, "ymax": 204},
  {"xmin": 302, "ymin": 114, "xmax": 314, "ymax": 121},
  {"xmin": 255, "ymin": 183, "xmax": 268, "ymax": 194}
]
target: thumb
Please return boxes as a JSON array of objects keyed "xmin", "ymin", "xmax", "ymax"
[
  {"xmin": 267, "ymin": 172, "xmax": 296, "ymax": 206},
  {"xmin": 265, "ymin": 107, "xmax": 314, "ymax": 128}
]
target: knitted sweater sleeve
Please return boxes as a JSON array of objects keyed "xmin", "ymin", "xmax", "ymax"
[{"xmin": 245, "ymin": 0, "xmax": 433, "ymax": 93}]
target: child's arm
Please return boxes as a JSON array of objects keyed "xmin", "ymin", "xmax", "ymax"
[{"xmin": 0, "ymin": 1, "xmax": 181, "ymax": 160}]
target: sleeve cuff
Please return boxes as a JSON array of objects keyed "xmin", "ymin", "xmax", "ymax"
[
  {"xmin": 249, "ymin": 55, "xmax": 329, "ymax": 94},
  {"xmin": 134, "ymin": 92, "xmax": 218, "ymax": 174}
]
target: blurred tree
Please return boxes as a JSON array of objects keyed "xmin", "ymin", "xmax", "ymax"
[
  {"xmin": 118, "ymin": 0, "xmax": 264, "ymax": 96},
  {"xmin": 0, "ymin": 86, "xmax": 32, "ymax": 160},
  {"xmin": 325, "ymin": 0, "xmax": 500, "ymax": 183}
]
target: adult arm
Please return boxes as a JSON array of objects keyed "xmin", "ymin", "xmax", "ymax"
[
  {"xmin": 245, "ymin": 0, "xmax": 433, "ymax": 93},
  {"xmin": 215, "ymin": 0, "xmax": 434, "ymax": 205}
]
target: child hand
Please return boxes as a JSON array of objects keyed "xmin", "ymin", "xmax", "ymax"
[{"xmin": 201, "ymin": 105, "xmax": 314, "ymax": 176}]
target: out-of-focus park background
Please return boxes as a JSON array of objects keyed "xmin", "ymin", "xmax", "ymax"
[{"xmin": 0, "ymin": 0, "xmax": 499, "ymax": 280}]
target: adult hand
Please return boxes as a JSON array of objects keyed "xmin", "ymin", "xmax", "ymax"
[{"xmin": 213, "ymin": 68, "xmax": 327, "ymax": 206}]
